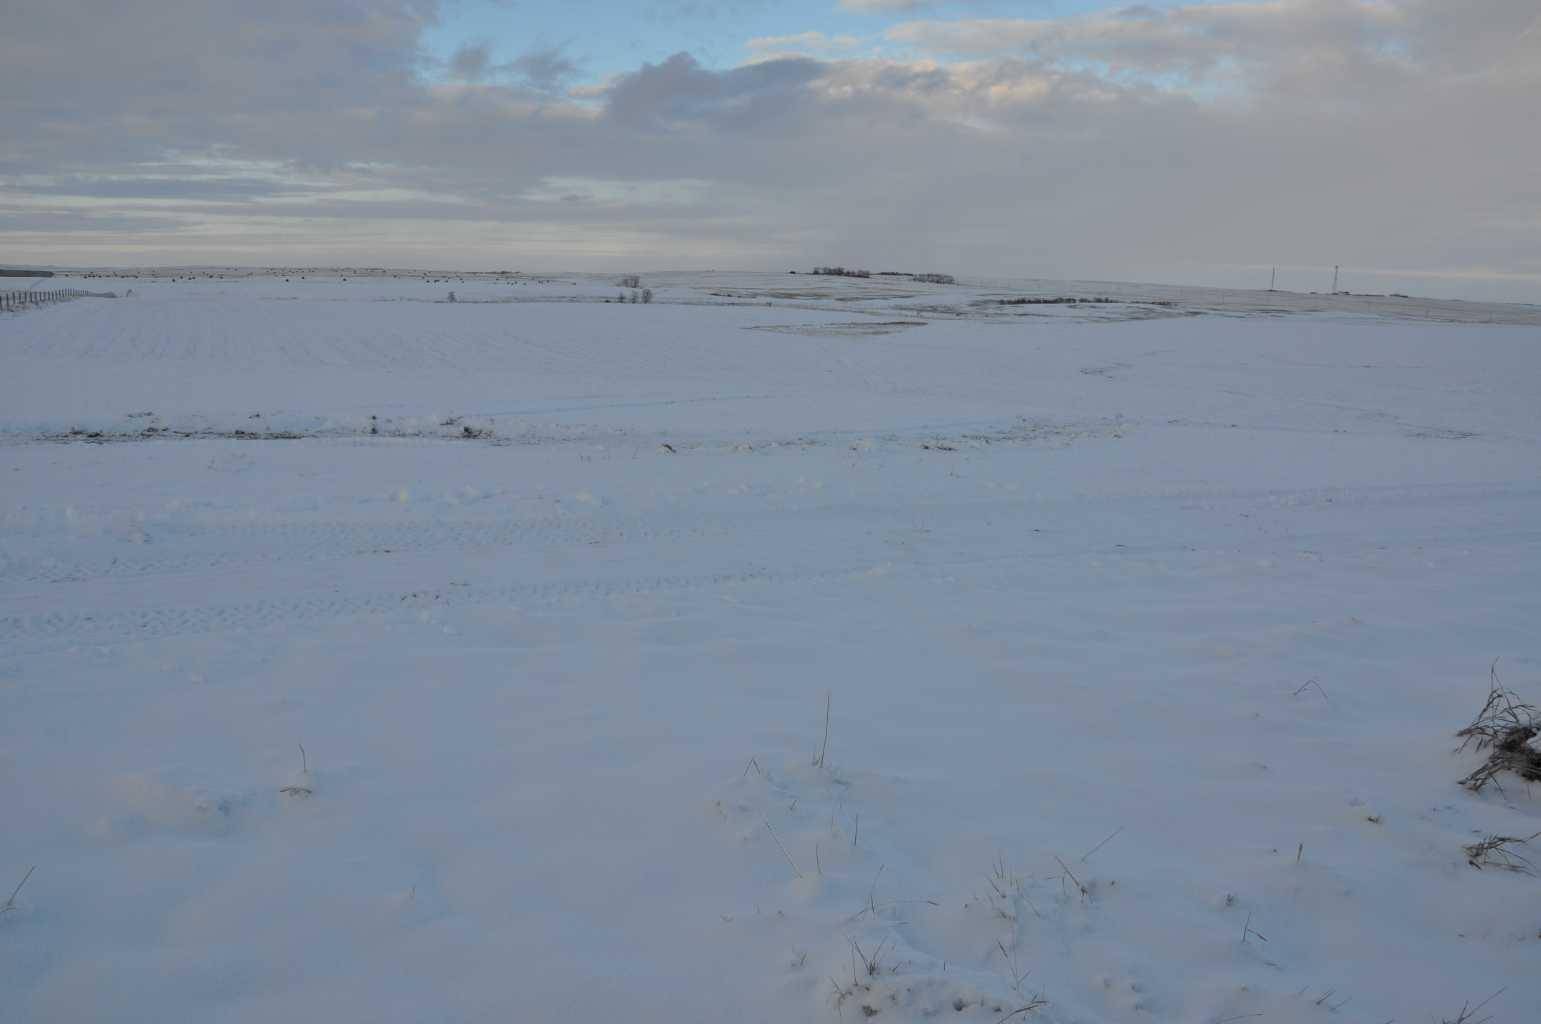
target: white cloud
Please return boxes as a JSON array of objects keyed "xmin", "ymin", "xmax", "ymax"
[
  {"xmin": 885, "ymin": 0, "xmax": 1416, "ymax": 83},
  {"xmin": 839, "ymin": 0, "xmax": 935, "ymax": 12},
  {"xmin": 746, "ymin": 31, "xmax": 863, "ymax": 56}
]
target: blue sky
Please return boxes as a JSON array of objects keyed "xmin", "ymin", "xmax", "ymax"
[{"xmin": 423, "ymin": 1, "xmax": 1198, "ymax": 82}]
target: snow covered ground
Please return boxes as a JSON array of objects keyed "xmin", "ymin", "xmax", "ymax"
[{"xmin": 2, "ymin": 270, "xmax": 1539, "ymax": 1023}]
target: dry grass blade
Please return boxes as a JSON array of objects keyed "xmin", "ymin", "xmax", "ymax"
[
  {"xmin": 1463, "ymin": 833, "xmax": 1540, "ymax": 873},
  {"xmin": 764, "ymin": 817, "xmax": 803, "ymax": 879},
  {"xmin": 1080, "ymin": 826, "xmax": 1124, "ymax": 863}
]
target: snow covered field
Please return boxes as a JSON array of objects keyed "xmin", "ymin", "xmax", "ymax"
[{"xmin": 2, "ymin": 271, "xmax": 1539, "ymax": 1023}]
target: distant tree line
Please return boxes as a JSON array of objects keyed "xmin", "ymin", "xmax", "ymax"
[
  {"xmin": 806, "ymin": 267, "xmax": 954, "ymax": 284},
  {"xmin": 992, "ymin": 296, "xmax": 1176, "ymax": 307},
  {"xmin": 997, "ymin": 296, "xmax": 1117, "ymax": 305}
]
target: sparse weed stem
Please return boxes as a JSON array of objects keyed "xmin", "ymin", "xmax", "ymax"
[
  {"xmin": 995, "ymin": 993, "xmax": 1049, "ymax": 1022},
  {"xmin": 851, "ymin": 937, "xmax": 890, "ymax": 977},
  {"xmin": 814, "ymin": 691, "xmax": 831, "ymax": 769},
  {"xmin": 280, "ymin": 742, "xmax": 314, "ymax": 797},
  {"xmin": 994, "ymin": 939, "xmax": 1030, "ymax": 996},
  {"xmin": 983, "ymin": 854, "xmax": 1040, "ymax": 921},
  {"xmin": 1053, "ymin": 854, "xmax": 1088, "ymax": 899},
  {"xmin": 1443, "ymin": 986, "xmax": 1506, "ymax": 1024},
  {"xmin": 1292, "ymin": 678, "xmax": 1330, "ymax": 703},
  {"xmin": 2, "ymin": 866, "xmax": 36, "ymax": 915},
  {"xmin": 867, "ymin": 864, "xmax": 884, "ymax": 915}
]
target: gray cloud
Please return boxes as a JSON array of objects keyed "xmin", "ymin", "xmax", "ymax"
[
  {"xmin": 445, "ymin": 41, "xmax": 577, "ymax": 92},
  {"xmin": 508, "ymin": 48, "xmax": 581, "ymax": 93},
  {"xmin": 450, "ymin": 42, "xmax": 494, "ymax": 81},
  {"xmin": 1, "ymin": 176, "xmax": 298, "ymax": 201},
  {"xmin": 0, "ymin": 1, "xmax": 1537, "ymax": 299},
  {"xmin": 604, "ymin": 52, "xmax": 827, "ymax": 129}
]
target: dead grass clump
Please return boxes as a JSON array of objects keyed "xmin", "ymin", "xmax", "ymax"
[
  {"xmin": 1463, "ymin": 833, "xmax": 1539, "ymax": 873},
  {"xmin": 1456, "ymin": 662, "xmax": 1541, "ymax": 793}
]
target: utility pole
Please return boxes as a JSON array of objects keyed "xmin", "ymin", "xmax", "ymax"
[
  {"xmin": 1332, "ymin": 265, "xmax": 1340, "ymax": 294},
  {"xmin": 1270, "ymin": 267, "xmax": 1276, "ymax": 291}
]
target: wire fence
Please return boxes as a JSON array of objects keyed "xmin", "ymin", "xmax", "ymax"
[{"xmin": 1, "ymin": 288, "xmax": 117, "ymax": 313}]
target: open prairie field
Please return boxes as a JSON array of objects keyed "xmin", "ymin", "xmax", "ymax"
[{"xmin": 3, "ymin": 270, "xmax": 1539, "ymax": 1023}]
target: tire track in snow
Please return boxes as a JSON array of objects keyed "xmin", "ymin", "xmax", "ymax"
[
  {"xmin": 0, "ymin": 514, "xmax": 702, "ymax": 586},
  {"xmin": 0, "ymin": 562, "xmax": 882, "ymax": 655}
]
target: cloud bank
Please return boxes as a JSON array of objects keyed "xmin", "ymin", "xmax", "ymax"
[{"xmin": 1, "ymin": 0, "xmax": 1537, "ymax": 298}]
